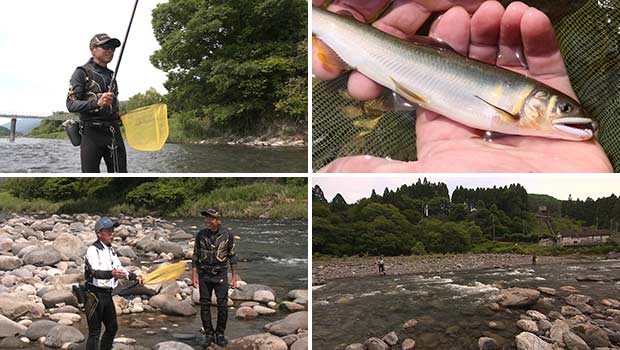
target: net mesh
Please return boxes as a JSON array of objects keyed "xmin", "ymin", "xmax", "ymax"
[{"xmin": 312, "ymin": 0, "xmax": 620, "ymax": 171}]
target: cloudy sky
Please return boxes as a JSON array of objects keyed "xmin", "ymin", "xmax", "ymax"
[
  {"xmin": 0, "ymin": 0, "xmax": 168, "ymax": 123},
  {"xmin": 314, "ymin": 175, "xmax": 620, "ymax": 203}
]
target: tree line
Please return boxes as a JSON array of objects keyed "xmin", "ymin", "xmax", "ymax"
[{"xmin": 313, "ymin": 179, "xmax": 620, "ymax": 256}]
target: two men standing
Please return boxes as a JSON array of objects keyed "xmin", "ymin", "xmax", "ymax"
[{"xmin": 192, "ymin": 208, "xmax": 238, "ymax": 347}]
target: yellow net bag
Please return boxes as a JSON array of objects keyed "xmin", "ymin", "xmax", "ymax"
[
  {"xmin": 121, "ymin": 103, "xmax": 169, "ymax": 151},
  {"xmin": 143, "ymin": 262, "xmax": 186, "ymax": 285}
]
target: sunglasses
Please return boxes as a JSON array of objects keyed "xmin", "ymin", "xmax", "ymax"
[{"xmin": 98, "ymin": 44, "xmax": 117, "ymax": 50}]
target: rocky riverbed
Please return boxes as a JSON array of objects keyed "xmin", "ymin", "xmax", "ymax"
[
  {"xmin": 0, "ymin": 214, "xmax": 308, "ymax": 349},
  {"xmin": 312, "ymin": 254, "xmax": 597, "ymax": 285},
  {"xmin": 314, "ymin": 256, "xmax": 620, "ymax": 350}
]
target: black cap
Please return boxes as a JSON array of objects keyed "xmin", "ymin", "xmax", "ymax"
[
  {"xmin": 90, "ymin": 33, "xmax": 121, "ymax": 49},
  {"xmin": 200, "ymin": 208, "xmax": 221, "ymax": 219}
]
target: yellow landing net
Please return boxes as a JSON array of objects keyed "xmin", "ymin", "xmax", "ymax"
[
  {"xmin": 143, "ymin": 261, "xmax": 186, "ymax": 285},
  {"xmin": 121, "ymin": 103, "xmax": 169, "ymax": 151}
]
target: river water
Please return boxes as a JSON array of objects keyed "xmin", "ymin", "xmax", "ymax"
[
  {"xmin": 313, "ymin": 259, "xmax": 620, "ymax": 350},
  {"xmin": 0, "ymin": 138, "xmax": 307, "ymax": 173},
  {"xmin": 29, "ymin": 218, "xmax": 308, "ymax": 349}
]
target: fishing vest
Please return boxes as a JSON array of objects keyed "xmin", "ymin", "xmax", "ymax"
[
  {"xmin": 195, "ymin": 229, "xmax": 236, "ymax": 268},
  {"xmin": 68, "ymin": 58, "xmax": 120, "ymax": 120}
]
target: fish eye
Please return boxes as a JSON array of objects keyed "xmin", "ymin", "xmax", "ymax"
[{"xmin": 558, "ymin": 103, "xmax": 573, "ymax": 113}]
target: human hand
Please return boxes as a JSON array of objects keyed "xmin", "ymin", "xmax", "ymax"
[
  {"xmin": 230, "ymin": 275, "xmax": 237, "ymax": 289},
  {"xmin": 112, "ymin": 269, "xmax": 127, "ymax": 279},
  {"xmin": 136, "ymin": 276, "xmax": 144, "ymax": 285},
  {"xmin": 97, "ymin": 92, "xmax": 114, "ymax": 107},
  {"xmin": 192, "ymin": 274, "xmax": 198, "ymax": 289},
  {"xmin": 314, "ymin": 1, "xmax": 612, "ymax": 172}
]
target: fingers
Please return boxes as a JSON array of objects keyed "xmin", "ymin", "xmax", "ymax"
[
  {"xmin": 468, "ymin": 1, "xmax": 504, "ymax": 64},
  {"xmin": 429, "ymin": 6, "xmax": 471, "ymax": 55},
  {"xmin": 520, "ymin": 8, "xmax": 569, "ymax": 77},
  {"xmin": 319, "ymin": 155, "xmax": 420, "ymax": 172},
  {"xmin": 497, "ymin": 1, "xmax": 529, "ymax": 67}
]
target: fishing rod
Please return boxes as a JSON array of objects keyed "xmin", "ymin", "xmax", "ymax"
[{"xmin": 109, "ymin": 0, "xmax": 139, "ymax": 93}]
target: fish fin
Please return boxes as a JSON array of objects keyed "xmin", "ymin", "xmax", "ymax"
[
  {"xmin": 353, "ymin": 117, "xmax": 381, "ymax": 130},
  {"xmin": 475, "ymin": 95, "xmax": 519, "ymax": 121},
  {"xmin": 313, "ymin": 36, "xmax": 350, "ymax": 71},
  {"xmin": 409, "ymin": 36, "xmax": 456, "ymax": 53},
  {"xmin": 390, "ymin": 77, "xmax": 427, "ymax": 105}
]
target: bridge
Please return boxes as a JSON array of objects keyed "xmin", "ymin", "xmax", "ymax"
[{"xmin": 0, "ymin": 114, "xmax": 77, "ymax": 142}]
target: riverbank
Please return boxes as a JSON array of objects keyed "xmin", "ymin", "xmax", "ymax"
[{"xmin": 311, "ymin": 254, "xmax": 612, "ymax": 285}]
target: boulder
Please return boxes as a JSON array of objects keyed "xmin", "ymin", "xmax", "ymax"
[
  {"xmin": 496, "ymin": 288, "xmax": 540, "ymax": 307},
  {"xmin": 566, "ymin": 294, "xmax": 593, "ymax": 306},
  {"xmin": 0, "ymin": 256, "xmax": 22, "ymax": 271},
  {"xmin": 0, "ymin": 336, "xmax": 28, "ymax": 349},
  {"xmin": 287, "ymin": 289, "xmax": 308, "ymax": 301},
  {"xmin": 344, "ymin": 344, "xmax": 364, "ymax": 350},
  {"xmin": 562, "ymin": 305, "xmax": 583, "ymax": 317},
  {"xmin": 537, "ymin": 287, "xmax": 557, "ymax": 296},
  {"xmin": 231, "ymin": 284, "xmax": 276, "ymax": 301},
  {"xmin": 152, "ymin": 341, "xmax": 194, "ymax": 350},
  {"xmin": 159, "ymin": 299, "xmax": 196, "ymax": 317},
  {"xmin": 402, "ymin": 319, "xmax": 418, "ymax": 330},
  {"xmin": 402, "ymin": 338, "xmax": 416, "ymax": 350},
  {"xmin": 48, "ymin": 313, "xmax": 81, "ymax": 323},
  {"xmin": 254, "ymin": 305, "xmax": 277, "ymax": 315},
  {"xmin": 23, "ymin": 246, "xmax": 63, "ymax": 266},
  {"xmin": 563, "ymin": 331, "xmax": 591, "ymax": 350},
  {"xmin": 236, "ymin": 306, "xmax": 259, "ymax": 320},
  {"xmin": 254, "ymin": 290, "xmax": 275, "ymax": 303},
  {"xmin": 364, "ymin": 337, "xmax": 388, "ymax": 350},
  {"xmin": 550, "ymin": 320, "xmax": 571, "ymax": 343},
  {"xmin": 0, "ymin": 314, "xmax": 27, "ymax": 337},
  {"xmin": 478, "ymin": 337, "xmax": 498, "ymax": 350},
  {"xmin": 517, "ymin": 320, "xmax": 539, "ymax": 333},
  {"xmin": 42, "ymin": 289, "xmax": 78, "ymax": 308},
  {"xmin": 571, "ymin": 323, "xmax": 609, "ymax": 347},
  {"xmin": 169, "ymin": 230, "xmax": 193, "ymax": 240},
  {"xmin": 264, "ymin": 311, "xmax": 307, "ymax": 336},
  {"xmin": 52, "ymin": 233, "xmax": 86, "ymax": 258},
  {"xmin": 0, "ymin": 295, "xmax": 43, "ymax": 319},
  {"xmin": 383, "ymin": 331, "xmax": 398, "ymax": 346},
  {"xmin": 228, "ymin": 333, "xmax": 288, "ymax": 350},
  {"xmin": 279, "ymin": 301, "xmax": 305, "ymax": 312},
  {"xmin": 44, "ymin": 325, "xmax": 84, "ymax": 348},
  {"xmin": 514, "ymin": 332, "xmax": 553, "ymax": 350},
  {"xmin": 290, "ymin": 336, "xmax": 308, "ymax": 350},
  {"xmin": 525, "ymin": 310, "xmax": 547, "ymax": 320},
  {"xmin": 25, "ymin": 320, "xmax": 58, "ymax": 341},
  {"xmin": 117, "ymin": 246, "xmax": 138, "ymax": 259},
  {"xmin": 156, "ymin": 242, "xmax": 183, "ymax": 258}
]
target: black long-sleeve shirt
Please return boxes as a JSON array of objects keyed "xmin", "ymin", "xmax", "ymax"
[
  {"xmin": 192, "ymin": 228, "xmax": 238, "ymax": 270},
  {"xmin": 66, "ymin": 58, "xmax": 120, "ymax": 123}
]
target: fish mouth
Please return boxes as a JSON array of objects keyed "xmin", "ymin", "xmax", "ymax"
[{"xmin": 552, "ymin": 117, "xmax": 597, "ymax": 140}]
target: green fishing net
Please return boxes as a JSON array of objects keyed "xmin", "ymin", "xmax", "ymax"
[{"xmin": 312, "ymin": 0, "xmax": 620, "ymax": 171}]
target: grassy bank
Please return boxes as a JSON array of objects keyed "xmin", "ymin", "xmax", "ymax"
[{"xmin": 0, "ymin": 182, "xmax": 307, "ymax": 220}]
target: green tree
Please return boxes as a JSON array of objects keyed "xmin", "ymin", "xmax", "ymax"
[
  {"xmin": 120, "ymin": 88, "xmax": 165, "ymax": 113},
  {"xmin": 151, "ymin": 0, "xmax": 307, "ymax": 136}
]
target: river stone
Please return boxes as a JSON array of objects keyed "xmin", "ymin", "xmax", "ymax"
[
  {"xmin": 537, "ymin": 287, "xmax": 557, "ymax": 296},
  {"xmin": 515, "ymin": 332, "xmax": 553, "ymax": 350},
  {"xmin": 156, "ymin": 242, "xmax": 183, "ymax": 258},
  {"xmin": 23, "ymin": 246, "xmax": 63, "ymax": 266},
  {"xmin": 254, "ymin": 305, "xmax": 277, "ymax": 315},
  {"xmin": 236, "ymin": 306, "xmax": 259, "ymax": 320},
  {"xmin": 253, "ymin": 290, "xmax": 275, "ymax": 303},
  {"xmin": 290, "ymin": 336, "xmax": 307, "ymax": 350},
  {"xmin": 159, "ymin": 280, "xmax": 181, "ymax": 296},
  {"xmin": 287, "ymin": 289, "xmax": 308, "ymax": 301},
  {"xmin": 228, "ymin": 333, "xmax": 287, "ymax": 350},
  {"xmin": 402, "ymin": 338, "xmax": 416, "ymax": 350},
  {"xmin": 560, "ymin": 286, "xmax": 579, "ymax": 293},
  {"xmin": 571, "ymin": 323, "xmax": 609, "ymax": 347},
  {"xmin": 159, "ymin": 299, "xmax": 196, "ymax": 317},
  {"xmin": 526, "ymin": 310, "xmax": 548, "ymax": 320},
  {"xmin": 169, "ymin": 230, "xmax": 193, "ymax": 240},
  {"xmin": 478, "ymin": 337, "xmax": 498, "ymax": 350},
  {"xmin": 14, "ymin": 284, "xmax": 37, "ymax": 296},
  {"xmin": 279, "ymin": 301, "xmax": 305, "ymax": 312},
  {"xmin": 52, "ymin": 233, "xmax": 86, "ymax": 258},
  {"xmin": 10, "ymin": 267, "xmax": 33, "ymax": 279},
  {"xmin": 117, "ymin": 246, "xmax": 138, "ymax": 259},
  {"xmin": 566, "ymin": 294, "xmax": 593, "ymax": 306},
  {"xmin": 1, "ymin": 274, "xmax": 19, "ymax": 287},
  {"xmin": 43, "ymin": 290, "xmax": 78, "ymax": 308},
  {"xmin": 0, "ymin": 295, "xmax": 43, "ymax": 319},
  {"xmin": 601, "ymin": 298, "xmax": 620, "ymax": 308},
  {"xmin": 52, "ymin": 305, "xmax": 81, "ymax": 314},
  {"xmin": 563, "ymin": 331, "xmax": 590, "ymax": 350},
  {"xmin": 44, "ymin": 325, "xmax": 84, "ymax": 348},
  {"xmin": 0, "ymin": 314, "xmax": 27, "ymax": 337},
  {"xmin": 0, "ymin": 336, "xmax": 27, "ymax": 349},
  {"xmin": 538, "ymin": 319, "xmax": 553, "ymax": 332},
  {"xmin": 496, "ymin": 288, "xmax": 540, "ymax": 307},
  {"xmin": 231, "ymin": 284, "xmax": 276, "ymax": 301},
  {"xmin": 152, "ymin": 341, "xmax": 194, "ymax": 350},
  {"xmin": 344, "ymin": 344, "xmax": 364, "ymax": 350},
  {"xmin": 517, "ymin": 320, "xmax": 539, "ymax": 333},
  {"xmin": 264, "ymin": 311, "xmax": 307, "ymax": 336},
  {"xmin": 383, "ymin": 331, "xmax": 398, "ymax": 346},
  {"xmin": 575, "ymin": 303, "xmax": 595, "ymax": 314},
  {"xmin": 364, "ymin": 337, "xmax": 388, "ymax": 350},
  {"xmin": 0, "ymin": 256, "xmax": 22, "ymax": 271},
  {"xmin": 241, "ymin": 301, "xmax": 260, "ymax": 307},
  {"xmin": 551, "ymin": 320, "xmax": 571, "ymax": 342},
  {"xmin": 31, "ymin": 220, "xmax": 54, "ymax": 232},
  {"xmin": 562, "ymin": 305, "xmax": 583, "ymax": 317},
  {"xmin": 49, "ymin": 313, "xmax": 81, "ymax": 323}
]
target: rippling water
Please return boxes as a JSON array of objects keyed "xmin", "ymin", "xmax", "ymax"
[
  {"xmin": 313, "ymin": 259, "xmax": 620, "ymax": 350},
  {"xmin": 0, "ymin": 138, "xmax": 307, "ymax": 173}
]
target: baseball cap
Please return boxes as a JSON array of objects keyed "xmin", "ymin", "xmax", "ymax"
[
  {"xmin": 200, "ymin": 208, "xmax": 221, "ymax": 219},
  {"xmin": 90, "ymin": 33, "xmax": 121, "ymax": 49},
  {"xmin": 95, "ymin": 216, "xmax": 120, "ymax": 232}
]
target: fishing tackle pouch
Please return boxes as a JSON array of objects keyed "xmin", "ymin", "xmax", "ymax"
[{"xmin": 63, "ymin": 120, "xmax": 82, "ymax": 146}]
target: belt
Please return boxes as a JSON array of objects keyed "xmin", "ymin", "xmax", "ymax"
[
  {"xmin": 200, "ymin": 266, "xmax": 227, "ymax": 275},
  {"xmin": 85, "ymin": 283, "xmax": 113, "ymax": 293}
]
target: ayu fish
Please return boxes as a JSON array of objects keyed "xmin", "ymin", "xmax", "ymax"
[{"xmin": 312, "ymin": 7, "xmax": 597, "ymax": 141}]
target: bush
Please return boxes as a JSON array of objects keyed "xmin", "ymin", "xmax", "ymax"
[{"xmin": 126, "ymin": 182, "xmax": 186, "ymax": 213}]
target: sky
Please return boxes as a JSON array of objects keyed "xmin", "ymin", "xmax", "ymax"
[
  {"xmin": 0, "ymin": 0, "xmax": 168, "ymax": 124},
  {"xmin": 313, "ymin": 175, "xmax": 620, "ymax": 203}
]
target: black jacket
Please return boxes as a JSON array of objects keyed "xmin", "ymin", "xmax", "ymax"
[
  {"xmin": 66, "ymin": 58, "xmax": 120, "ymax": 123},
  {"xmin": 192, "ymin": 228, "xmax": 238, "ymax": 270}
]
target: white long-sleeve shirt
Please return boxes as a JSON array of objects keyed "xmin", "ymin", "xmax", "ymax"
[{"xmin": 84, "ymin": 240, "xmax": 129, "ymax": 289}]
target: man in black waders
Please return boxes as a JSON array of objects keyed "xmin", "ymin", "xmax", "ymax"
[
  {"xmin": 192, "ymin": 209, "xmax": 238, "ymax": 348},
  {"xmin": 84, "ymin": 217, "xmax": 142, "ymax": 350},
  {"xmin": 67, "ymin": 34, "xmax": 127, "ymax": 173}
]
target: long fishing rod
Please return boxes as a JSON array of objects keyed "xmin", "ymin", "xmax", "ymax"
[{"xmin": 109, "ymin": 0, "xmax": 139, "ymax": 93}]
